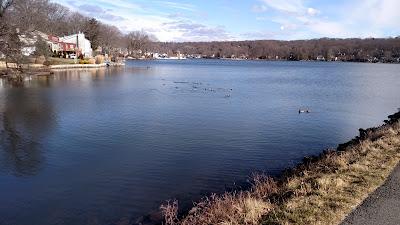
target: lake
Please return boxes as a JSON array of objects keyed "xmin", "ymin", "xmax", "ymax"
[{"xmin": 1, "ymin": 60, "xmax": 400, "ymax": 225}]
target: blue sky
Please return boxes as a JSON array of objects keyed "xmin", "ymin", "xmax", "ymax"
[{"xmin": 56, "ymin": 0, "xmax": 400, "ymax": 42}]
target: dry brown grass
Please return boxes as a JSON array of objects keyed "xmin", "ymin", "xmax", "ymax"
[
  {"xmin": 160, "ymin": 200, "xmax": 179, "ymax": 225},
  {"xmin": 161, "ymin": 191, "xmax": 274, "ymax": 225},
  {"xmin": 161, "ymin": 113, "xmax": 400, "ymax": 225},
  {"xmin": 264, "ymin": 120, "xmax": 400, "ymax": 225}
]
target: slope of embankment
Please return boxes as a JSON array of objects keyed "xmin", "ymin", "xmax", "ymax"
[{"xmin": 157, "ymin": 111, "xmax": 400, "ymax": 225}]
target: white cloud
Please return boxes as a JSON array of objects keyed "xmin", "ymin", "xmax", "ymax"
[
  {"xmin": 308, "ymin": 21, "xmax": 348, "ymax": 37},
  {"xmin": 55, "ymin": 0, "xmax": 231, "ymax": 42},
  {"xmin": 305, "ymin": 0, "xmax": 400, "ymax": 38},
  {"xmin": 160, "ymin": 20, "xmax": 235, "ymax": 42},
  {"xmin": 348, "ymin": 0, "xmax": 400, "ymax": 29},
  {"xmin": 252, "ymin": 4, "xmax": 268, "ymax": 13},
  {"xmin": 90, "ymin": 0, "xmax": 142, "ymax": 11},
  {"xmin": 259, "ymin": 0, "xmax": 305, "ymax": 14},
  {"xmin": 272, "ymin": 18, "xmax": 299, "ymax": 31},
  {"xmin": 258, "ymin": 0, "xmax": 321, "ymax": 16},
  {"xmin": 307, "ymin": 8, "xmax": 320, "ymax": 16},
  {"xmin": 155, "ymin": 1, "xmax": 196, "ymax": 11},
  {"xmin": 56, "ymin": 0, "xmax": 400, "ymax": 41},
  {"xmin": 258, "ymin": 0, "xmax": 400, "ymax": 39},
  {"xmin": 256, "ymin": 17, "xmax": 268, "ymax": 21}
]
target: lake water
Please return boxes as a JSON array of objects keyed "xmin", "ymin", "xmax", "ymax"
[{"xmin": 1, "ymin": 60, "xmax": 400, "ymax": 225}]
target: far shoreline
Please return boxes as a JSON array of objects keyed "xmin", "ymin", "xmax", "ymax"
[
  {"xmin": 125, "ymin": 57, "xmax": 400, "ymax": 65},
  {"xmin": 2, "ymin": 58, "xmax": 399, "ymax": 79}
]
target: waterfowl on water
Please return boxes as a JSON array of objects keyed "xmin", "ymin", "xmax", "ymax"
[{"xmin": 299, "ymin": 109, "xmax": 311, "ymax": 113}]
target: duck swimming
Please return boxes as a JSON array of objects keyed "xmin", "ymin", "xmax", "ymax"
[{"xmin": 299, "ymin": 109, "xmax": 311, "ymax": 114}]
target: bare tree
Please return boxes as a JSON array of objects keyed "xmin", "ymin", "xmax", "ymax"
[
  {"xmin": 65, "ymin": 12, "xmax": 88, "ymax": 35},
  {"xmin": 98, "ymin": 24, "xmax": 123, "ymax": 55},
  {"xmin": 125, "ymin": 30, "xmax": 156, "ymax": 57},
  {"xmin": 12, "ymin": 0, "xmax": 49, "ymax": 33},
  {"xmin": 45, "ymin": 2, "xmax": 70, "ymax": 35},
  {"xmin": 0, "ymin": 0, "xmax": 18, "ymax": 73}
]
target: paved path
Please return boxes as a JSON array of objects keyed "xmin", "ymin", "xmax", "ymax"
[{"xmin": 341, "ymin": 164, "xmax": 400, "ymax": 225}]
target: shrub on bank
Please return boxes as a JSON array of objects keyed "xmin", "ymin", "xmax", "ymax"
[
  {"xmin": 43, "ymin": 57, "xmax": 76, "ymax": 65},
  {"xmin": 95, "ymin": 55, "xmax": 105, "ymax": 64},
  {"xmin": 27, "ymin": 57, "xmax": 36, "ymax": 64},
  {"xmin": 78, "ymin": 58, "xmax": 96, "ymax": 64},
  {"xmin": 79, "ymin": 59, "xmax": 90, "ymax": 64},
  {"xmin": 161, "ymin": 192, "xmax": 273, "ymax": 225},
  {"xmin": 88, "ymin": 58, "xmax": 96, "ymax": 64},
  {"xmin": 35, "ymin": 55, "xmax": 46, "ymax": 64}
]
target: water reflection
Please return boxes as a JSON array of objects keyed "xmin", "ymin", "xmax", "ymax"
[
  {"xmin": 0, "ymin": 67, "xmax": 128, "ymax": 177},
  {"xmin": 51, "ymin": 67, "xmax": 130, "ymax": 82},
  {"xmin": 52, "ymin": 68, "xmax": 109, "ymax": 82},
  {"xmin": 0, "ymin": 86, "xmax": 55, "ymax": 176},
  {"xmin": 0, "ymin": 61, "xmax": 399, "ymax": 225}
]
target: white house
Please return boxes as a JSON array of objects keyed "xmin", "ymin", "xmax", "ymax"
[
  {"xmin": 316, "ymin": 55, "xmax": 326, "ymax": 61},
  {"xmin": 59, "ymin": 32, "xmax": 92, "ymax": 57},
  {"xmin": 19, "ymin": 31, "xmax": 78, "ymax": 57}
]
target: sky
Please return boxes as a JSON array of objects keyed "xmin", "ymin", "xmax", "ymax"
[{"xmin": 55, "ymin": 0, "xmax": 400, "ymax": 42}]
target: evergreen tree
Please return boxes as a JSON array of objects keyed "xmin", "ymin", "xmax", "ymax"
[{"xmin": 84, "ymin": 18, "xmax": 100, "ymax": 50}]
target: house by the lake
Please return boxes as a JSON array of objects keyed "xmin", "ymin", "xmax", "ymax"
[
  {"xmin": 59, "ymin": 32, "xmax": 93, "ymax": 57},
  {"xmin": 316, "ymin": 55, "xmax": 326, "ymax": 61},
  {"xmin": 19, "ymin": 31, "xmax": 85, "ymax": 58},
  {"xmin": 48, "ymin": 35, "xmax": 77, "ymax": 57},
  {"xmin": 20, "ymin": 31, "xmax": 88, "ymax": 58}
]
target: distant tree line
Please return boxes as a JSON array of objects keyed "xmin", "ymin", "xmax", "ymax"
[{"xmin": 152, "ymin": 38, "xmax": 400, "ymax": 62}]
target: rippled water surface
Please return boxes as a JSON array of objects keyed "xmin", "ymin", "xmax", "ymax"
[{"xmin": 1, "ymin": 60, "xmax": 400, "ymax": 224}]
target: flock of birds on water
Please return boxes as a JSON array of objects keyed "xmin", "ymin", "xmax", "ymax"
[
  {"xmin": 143, "ymin": 67, "xmax": 311, "ymax": 113},
  {"xmin": 158, "ymin": 79, "xmax": 233, "ymax": 99},
  {"xmin": 155, "ymin": 79, "xmax": 311, "ymax": 114}
]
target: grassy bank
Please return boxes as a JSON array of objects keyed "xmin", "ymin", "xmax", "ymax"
[
  {"xmin": 160, "ymin": 111, "xmax": 400, "ymax": 225},
  {"xmin": 46, "ymin": 57, "xmax": 76, "ymax": 65}
]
